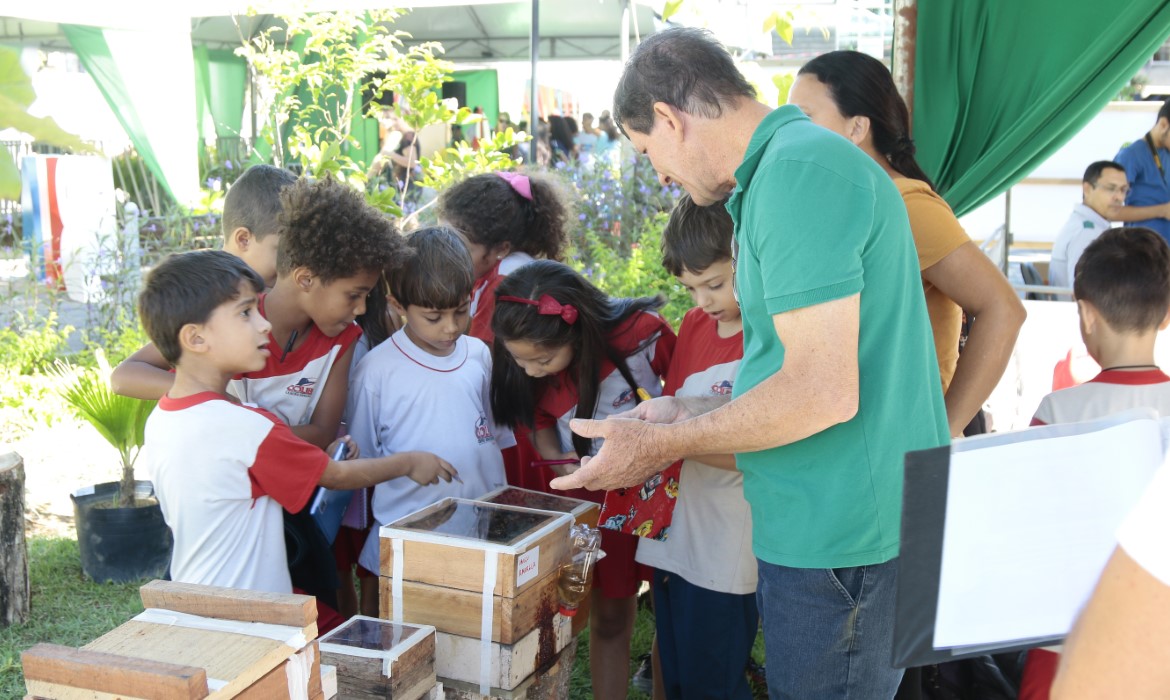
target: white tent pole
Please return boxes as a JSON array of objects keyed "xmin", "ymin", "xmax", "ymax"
[
  {"xmin": 529, "ymin": 0, "xmax": 540, "ymax": 164},
  {"xmin": 620, "ymin": 0, "xmax": 630, "ymax": 63}
]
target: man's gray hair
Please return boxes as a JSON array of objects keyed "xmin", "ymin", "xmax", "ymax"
[{"xmin": 613, "ymin": 27, "xmax": 756, "ymax": 136}]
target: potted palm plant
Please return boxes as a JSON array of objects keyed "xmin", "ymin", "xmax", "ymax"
[{"xmin": 53, "ymin": 349, "xmax": 171, "ymax": 583}]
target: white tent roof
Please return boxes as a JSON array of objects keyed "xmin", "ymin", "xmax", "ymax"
[{"xmin": 1, "ymin": 0, "xmax": 660, "ymax": 60}]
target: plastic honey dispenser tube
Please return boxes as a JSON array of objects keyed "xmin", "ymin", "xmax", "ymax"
[{"xmin": 557, "ymin": 523, "xmax": 601, "ymax": 617}]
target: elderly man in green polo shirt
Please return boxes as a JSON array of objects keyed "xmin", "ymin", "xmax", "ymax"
[{"xmin": 553, "ymin": 28, "xmax": 949, "ymax": 699}]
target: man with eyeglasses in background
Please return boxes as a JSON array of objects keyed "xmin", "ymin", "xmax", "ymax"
[
  {"xmin": 1114, "ymin": 101, "xmax": 1170, "ymax": 244},
  {"xmin": 1049, "ymin": 160, "xmax": 1129, "ymax": 288}
]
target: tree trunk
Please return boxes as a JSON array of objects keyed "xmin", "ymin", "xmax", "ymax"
[{"xmin": 0, "ymin": 451, "xmax": 30, "ymax": 627}]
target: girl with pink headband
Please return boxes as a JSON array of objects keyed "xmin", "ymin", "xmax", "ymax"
[{"xmin": 436, "ymin": 170, "xmax": 572, "ymax": 345}]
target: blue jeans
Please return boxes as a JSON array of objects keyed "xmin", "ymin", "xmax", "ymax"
[
  {"xmin": 756, "ymin": 557, "xmax": 902, "ymax": 699},
  {"xmin": 652, "ymin": 568, "xmax": 758, "ymax": 700}
]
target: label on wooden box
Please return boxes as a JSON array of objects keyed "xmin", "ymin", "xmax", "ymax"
[{"xmin": 515, "ymin": 547, "xmax": 539, "ymax": 587}]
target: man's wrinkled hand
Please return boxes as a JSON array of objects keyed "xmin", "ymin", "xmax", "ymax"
[
  {"xmin": 610, "ymin": 395, "xmax": 695, "ymax": 424},
  {"xmin": 549, "ymin": 417, "xmax": 674, "ymax": 491}
]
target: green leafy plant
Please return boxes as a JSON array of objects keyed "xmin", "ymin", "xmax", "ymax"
[
  {"xmin": 0, "ymin": 46, "xmax": 96, "ymax": 200},
  {"xmin": 575, "ymin": 213, "xmax": 692, "ymax": 329},
  {"xmin": 0, "ymin": 312, "xmax": 74, "ymax": 375},
  {"xmin": 238, "ymin": 9, "xmax": 525, "ymax": 218},
  {"xmin": 51, "ymin": 349, "xmax": 157, "ymax": 508}
]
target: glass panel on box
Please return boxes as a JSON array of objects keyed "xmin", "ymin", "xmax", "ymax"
[{"xmin": 390, "ymin": 498, "xmax": 556, "ymax": 546}]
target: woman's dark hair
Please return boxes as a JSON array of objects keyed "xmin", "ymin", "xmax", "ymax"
[
  {"xmin": 356, "ymin": 268, "xmax": 396, "ymax": 350},
  {"xmin": 547, "ymin": 115, "xmax": 574, "ymax": 159},
  {"xmin": 490, "ymin": 260, "xmax": 664, "ymax": 457},
  {"xmin": 437, "ymin": 171, "xmax": 571, "ymax": 262},
  {"xmin": 598, "ymin": 115, "xmax": 619, "ymax": 142},
  {"xmin": 798, "ymin": 50, "xmax": 936, "ymax": 189}
]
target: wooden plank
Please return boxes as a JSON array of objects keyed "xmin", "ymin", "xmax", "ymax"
[
  {"xmin": 379, "ymin": 572, "xmax": 559, "ymax": 645},
  {"xmin": 380, "ymin": 521, "xmax": 568, "ymax": 598},
  {"xmin": 433, "ymin": 613, "xmax": 573, "ymax": 690},
  {"xmin": 236, "ymin": 641, "xmax": 321, "ymax": 699},
  {"xmin": 84, "ymin": 621, "xmax": 296, "ymax": 699},
  {"xmin": 21, "ymin": 643, "xmax": 207, "ymax": 699},
  {"xmin": 1, "ymin": 451, "xmax": 29, "ymax": 627},
  {"xmin": 139, "ymin": 580, "xmax": 317, "ymax": 638},
  {"xmin": 440, "ymin": 638, "xmax": 576, "ymax": 700}
]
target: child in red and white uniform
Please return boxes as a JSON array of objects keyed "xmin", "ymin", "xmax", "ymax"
[
  {"xmin": 349, "ymin": 227, "xmax": 514, "ymax": 574},
  {"xmin": 1020, "ymin": 227, "xmax": 1170, "ymax": 700},
  {"xmin": 438, "ymin": 170, "xmax": 572, "ymax": 490},
  {"xmin": 140, "ymin": 251, "xmax": 456, "ymax": 606},
  {"xmin": 111, "ymin": 163, "xmax": 298, "ymax": 398},
  {"xmin": 109, "ymin": 177, "xmax": 405, "ymax": 615},
  {"xmin": 437, "ymin": 170, "xmax": 571, "ymax": 345},
  {"xmin": 490, "ymin": 260, "xmax": 675, "ymax": 699},
  {"xmin": 633, "ymin": 195, "xmax": 757, "ymax": 700}
]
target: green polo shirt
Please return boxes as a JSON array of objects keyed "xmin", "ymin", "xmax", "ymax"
[{"xmin": 727, "ymin": 105, "xmax": 949, "ymax": 569}]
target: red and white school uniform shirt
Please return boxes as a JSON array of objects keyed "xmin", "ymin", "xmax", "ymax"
[
  {"xmin": 227, "ymin": 295, "xmax": 362, "ymax": 427},
  {"xmin": 1021, "ymin": 366, "xmax": 1170, "ymax": 695},
  {"xmin": 144, "ymin": 392, "xmax": 328, "ymax": 593},
  {"xmin": 534, "ymin": 310, "xmax": 675, "ymax": 503},
  {"xmin": 634, "ymin": 309, "xmax": 756, "ymax": 594},
  {"xmin": 469, "ymin": 252, "xmax": 535, "ymax": 345},
  {"xmin": 1032, "ymin": 368, "xmax": 1170, "ymax": 426},
  {"xmin": 348, "ymin": 329, "xmax": 514, "ymax": 573}
]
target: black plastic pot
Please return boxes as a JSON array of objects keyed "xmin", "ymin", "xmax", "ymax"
[{"xmin": 70, "ymin": 480, "xmax": 173, "ymax": 583}]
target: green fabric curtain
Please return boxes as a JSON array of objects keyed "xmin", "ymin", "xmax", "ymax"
[
  {"xmin": 63, "ymin": 23, "xmax": 199, "ymax": 205},
  {"xmin": 452, "ymin": 69, "xmax": 500, "ymax": 130},
  {"xmin": 193, "ymin": 46, "xmax": 247, "ymax": 139},
  {"xmin": 913, "ymin": 2, "xmax": 1170, "ymax": 218}
]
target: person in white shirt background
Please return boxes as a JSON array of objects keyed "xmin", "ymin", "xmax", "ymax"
[{"xmin": 1049, "ymin": 161, "xmax": 1128, "ymax": 289}]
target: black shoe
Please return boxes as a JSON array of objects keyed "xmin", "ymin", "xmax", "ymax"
[{"xmin": 631, "ymin": 653, "xmax": 653, "ymax": 694}]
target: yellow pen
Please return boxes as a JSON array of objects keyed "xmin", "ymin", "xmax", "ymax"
[{"xmin": 636, "ymin": 387, "xmax": 652, "ymax": 402}]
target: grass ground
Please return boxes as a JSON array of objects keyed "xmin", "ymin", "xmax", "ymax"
[
  {"xmin": 2, "ymin": 536, "xmax": 766, "ymax": 698},
  {"xmin": 0, "ymin": 538, "xmax": 143, "ymax": 699}
]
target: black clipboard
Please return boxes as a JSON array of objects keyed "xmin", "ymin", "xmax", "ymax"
[{"xmin": 893, "ymin": 446, "xmax": 1062, "ymax": 668}]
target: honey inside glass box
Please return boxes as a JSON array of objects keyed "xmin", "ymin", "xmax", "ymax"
[
  {"xmin": 378, "ymin": 498, "xmax": 573, "ymax": 644},
  {"xmin": 476, "ymin": 486, "xmax": 600, "ymax": 528}
]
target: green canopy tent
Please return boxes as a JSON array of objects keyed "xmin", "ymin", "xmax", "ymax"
[{"xmin": 1, "ymin": 0, "xmax": 658, "ymax": 204}]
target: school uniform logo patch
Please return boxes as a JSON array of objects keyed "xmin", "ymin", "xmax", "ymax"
[
  {"xmin": 285, "ymin": 378, "xmax": 316, "ymax": 397},
  {"xmin": 710, "ymin": 379, "xmax": 734, "ymax": 395},
  {"xmin": 475, "ymin": 414, "xmax": 495, "ymax": 444},
  {"xmin": 612, "ymin": 388, "xmax": 636, "ymax": 409}
]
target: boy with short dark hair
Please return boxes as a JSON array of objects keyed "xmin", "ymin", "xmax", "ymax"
[
  {"xmin": 140, "ymin": 249, "xmax": 456, "ymax": 595},
  {"xmin": 110, "ymin": 164, "xmax": 297, "ymax": 398},
  {"xmin": 347, "ymin": 226, "xmax": 513, "ymax": 574},
  {"xmin": 1021, "ymin": 226, "xmax": 1170, "ymax": 698},
  {"xmin": 635, "ymin": 194, "xmax": 757, "ymax": 699},
  {"xmin": 222, "ymin": 164, "xmax": 299, "ymax": 288}
]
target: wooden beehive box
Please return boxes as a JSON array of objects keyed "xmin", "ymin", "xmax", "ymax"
[
  {"xmin": 379, "ymin": 571, "xmax": 561, "ymax": 645},
  {"xmin": 21, "ymin": 580, "xmax": 322, "ymax": 700},
  {"xmin": 432, "ymin": 610, "xmax": 575, "ymax": 691},
  {"xmin": 379, "ymin": 498, "xmax": 572, "ymax": 599},
  {"xmin": 476, "ymin": 486, "xmax": 599, "ymax": 528},
  {"xmin": 318, "ymin": 616, "xmax": 435, "ymax": 700}
]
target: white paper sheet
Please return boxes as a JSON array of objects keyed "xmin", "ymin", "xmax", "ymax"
[{"xmin": 933, "ymin": 409, "xmax": 1166, "ymax": 648}]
